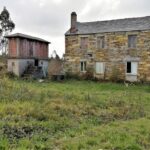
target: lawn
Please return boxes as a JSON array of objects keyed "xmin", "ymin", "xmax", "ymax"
[{"xmin": 0, "ymin": 77, "xmax": 150, "ymax": 150}]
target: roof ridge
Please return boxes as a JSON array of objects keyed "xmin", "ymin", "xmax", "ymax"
[
  {"xmin": 5, "ymin": 33, "xmax": 50, "ymax": 43},
  {"xmin": 77, "ymin": 15, "xmax": 150, "ymax": 24},
  {"xmin": 66, "ymin": 15, "xmax": 150, "ymax": 35}
]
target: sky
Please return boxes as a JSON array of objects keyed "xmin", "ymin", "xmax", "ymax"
[{"xmin": 0, "ymin": 0, "xmax": 150, "ymax": 57}]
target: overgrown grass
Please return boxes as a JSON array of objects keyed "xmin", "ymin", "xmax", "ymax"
[{"xmin": 0, "ymin": 77, "xmax": 150, "ymax": 149}]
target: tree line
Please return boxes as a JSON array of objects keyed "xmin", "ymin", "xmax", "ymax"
[{"xmin": 0, "ymin": 7, "xmax": 15, "ymax": 56}]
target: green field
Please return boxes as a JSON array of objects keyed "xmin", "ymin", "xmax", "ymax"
[{"xmin": 0, "ymin": 77, "xmax": 150, "ymax": 150}]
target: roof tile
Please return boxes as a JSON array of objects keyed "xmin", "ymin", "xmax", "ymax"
[{"xmin": 66, "ymin": 16, "xmax": 150, "ymax": 35}]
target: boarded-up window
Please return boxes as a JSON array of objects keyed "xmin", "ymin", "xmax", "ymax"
[
  {"xmin": 126, "ymin": 62, "xmax": 138, "ymax": 75},
  {"xmin": 95, "ymin": 62, "xmax": 105, "ymax": 74},
  {"xmin": 80, "ymin": 37, "xmax": 88, "ymax": 49},
  {"xmin": 128, "ymin": 35, "xmax": 137, "ymax": 48},
  {"xmin": 97, "ymin": 36, "xmax": 105, "ymax": 49},
  {"xmin": 80, "ymin": 61, "xmax": 86, "ymax": 72},
  {"xmin": 132, "ymin": 62, "xmax": 138, "ymax": 75}
]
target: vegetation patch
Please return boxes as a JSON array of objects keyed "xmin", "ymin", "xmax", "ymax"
[{"xmin": 0, "ymin": 77, "xmax": 149, "ymax": 149}]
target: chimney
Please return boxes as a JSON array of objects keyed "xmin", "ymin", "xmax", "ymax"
[{"xmin": 70, "ymin": 12, "xmax": 77, "ymax": 33}]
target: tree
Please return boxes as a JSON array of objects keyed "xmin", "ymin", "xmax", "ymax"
[{"xmin": 0, "ymin": 6, "xmax": 15, "ymax": 55}]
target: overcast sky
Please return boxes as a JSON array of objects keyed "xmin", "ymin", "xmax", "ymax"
[{"xmin": 0, "ymin": 0, "xmax": 150, "ymax": 57}]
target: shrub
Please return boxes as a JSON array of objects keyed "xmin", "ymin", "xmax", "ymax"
[
  {"xmin": 65, "ymin": 72, "xmax": 81, "ymax": 80},
  {"xmin": 81, "ymin": 67, "xmax": 94, "ymax": 80},
  {"xmin": 110, "ymin": 65, "xmax": 121, "ymax": 82}
]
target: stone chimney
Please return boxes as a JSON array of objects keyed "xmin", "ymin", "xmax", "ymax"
[{"xmin": 70, "ymin": 12, "xmax": 77, "ymax": 33}]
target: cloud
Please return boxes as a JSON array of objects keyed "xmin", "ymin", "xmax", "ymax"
[
  {"xmin": 0, "ymin": 0, "xmax": 150, "ymax": 56},
  {"xmin": 52, "ymin": 0, "xmax": 63, "ymax": 4}
]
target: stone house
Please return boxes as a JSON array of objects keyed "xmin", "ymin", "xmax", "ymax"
[
  {"xmin": 6, "ymin": 33, "xmax": 50, "ymax": 77},
  {"xmin": 64, "ymin": 12, "xmax": 150, "ymax": 82}
]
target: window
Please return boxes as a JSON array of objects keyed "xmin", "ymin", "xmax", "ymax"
[
  {"xmin": 95, "ymin": 62, "xmax": 105, "ymax": 74},
  {"xmin": 97, "ymin": 36, "xmax": 105, "ymax": 49},
  {"xmin": 80, "ymin": 61, "xmax": 86, "ymax": 72},
  {"xmin": 127, "ymin": 62, "xmax": 131, "ymax": 73},
  {"xmin": 128, "ymin": 35, "xmax": 137, "ymax": 48},
  {"xmin": 87, "ymin": 53, "xmax": 93, "ymax": 58},
  {"xmin": 126, "ymin": 62, "xmax": 138, "ymax": 75},
  {"xmin": 80, "ymin": 37, "xmax": 88, "ymax": 49}
]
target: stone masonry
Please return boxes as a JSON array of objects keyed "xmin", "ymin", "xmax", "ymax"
[{"xmin": 64, "ymin": 12, "xmax": 150, "ymax": 82}]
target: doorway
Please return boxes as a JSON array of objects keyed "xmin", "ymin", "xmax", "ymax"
[{"xmin": 35, "ymin": 59, "xmax": 39, "ymax": 66}]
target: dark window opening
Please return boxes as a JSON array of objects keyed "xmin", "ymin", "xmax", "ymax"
[
  {"xmin": 35, "ymin": 59, "xmax": 39, "ymax": 66},
  {"xmin": 127, "ymin": 62, "xmax": 131, "ymax": 73},
  {"xmin": 81, "ymin": 61, "xmax": 86, "ymax": 72},
  {"xmin": 81, "ymin": 62, "xmax": 83, "ymax": 71},
  {"xmin": 87, "ymin": 53, "xmax": 93, "ymax": 57}
]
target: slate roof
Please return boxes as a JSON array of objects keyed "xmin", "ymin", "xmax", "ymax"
[
  {"xmin": 66, "ymin": 16, "xmax": 150, "ymax": 35},
  {"xmin": 5, "ymin": 33, "xmax": 50, "ymax": 43}
]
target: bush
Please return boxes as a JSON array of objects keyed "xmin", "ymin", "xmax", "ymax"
[
  {"xmin": 81, "ymin": 67, "xmax": 94, "ymax": 80},
  {"xmin": 65, "ymin": 72, "xmax": 81, "ymax": 80},
  {"xmin": 110, "ymin": 66, "xmax": 119, "ymax": 81}
]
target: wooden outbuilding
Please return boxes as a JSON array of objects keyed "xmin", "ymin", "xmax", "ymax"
[{"xmin": 6, "ymin": 33, "xmax": 50, "ymax": 77}]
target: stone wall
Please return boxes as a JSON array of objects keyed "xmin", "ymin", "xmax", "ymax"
[
  {"xmin": 8, "ymin": 59, "xmax": 34, "ymax": 76},
  {"xmin": 48, "ymin": 58, "xmax": 63, "ymax": 78},
  {"xmin": 8, "ymin": 59, "xmax": 49, "ymax": 77},
  {"xmin": 64, "ymin": 30, "xmax": 150, "ymax": 82},
  {"xmin": 8, "ymin": 37, "xmax": 49, "ymax": 59}
]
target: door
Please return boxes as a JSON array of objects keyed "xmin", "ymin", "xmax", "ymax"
[
  {"xmin": 35, "ymin": 59, "xmax": 39, "ymax": 66},
  {"xmin": 131, "ymin": 62, "xmax": 138, "ymax": 75}
]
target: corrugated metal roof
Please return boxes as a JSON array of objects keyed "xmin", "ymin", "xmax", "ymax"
[
  {"xmin": 66, "ymin": 16, "xmax": 150, "ymax": 35},
  {"xmin": 5, "ymin": 33, "xmax": 50, "ymax": 43}
]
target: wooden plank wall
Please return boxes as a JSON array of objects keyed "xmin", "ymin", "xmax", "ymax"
[{"xmin": 9, "ymin": 38, "xmax": 48, "ymax": 58}]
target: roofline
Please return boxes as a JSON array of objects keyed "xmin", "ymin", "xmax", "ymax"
[
  {"xmin": 65, "ymin": 29, "xmax": 150, "ymax": 36},
  {"xmin": 65, "ymin": 15, "xmax": 150, "ymax": 36},
  {"xmin": 5, "ymin": 33, "xmax": 50, "ymax": 44},
  {"xmin": 76, "ymin": 15, "xmax": 150, "ymax": 24},
  {"xmin": 8, "ymin": 57, "xmax": 49, "ymax": 60}
]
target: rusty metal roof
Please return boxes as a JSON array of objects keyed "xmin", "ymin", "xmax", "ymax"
[
  {"xmin": 66, "ymin": 16, "xmax": 150, "ymax": 35},
  {"xmin": 5, "ymin": 33, "xmax": 50, "ymax": 43}
]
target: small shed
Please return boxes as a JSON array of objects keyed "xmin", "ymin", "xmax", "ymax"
[{"xmin": 6, "ymin": 33, "xmax": 50, "ymax": 77}]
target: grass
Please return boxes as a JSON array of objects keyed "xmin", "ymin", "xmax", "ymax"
[{"xmin": 0, "ymin": 77, "xmax": 150, "ymax": 149}]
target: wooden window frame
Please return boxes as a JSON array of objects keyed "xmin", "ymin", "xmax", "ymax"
[
  {"xmin": 126, "ymin": 61, "xmax": 138, "ymax": 75},
  {"xmin": 97, "ymin": 36, "xmax": 105, "ymax": 49},
  {"xmin": 128, "ymin": 35, "xmax": 137, "ymax": 48}
]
